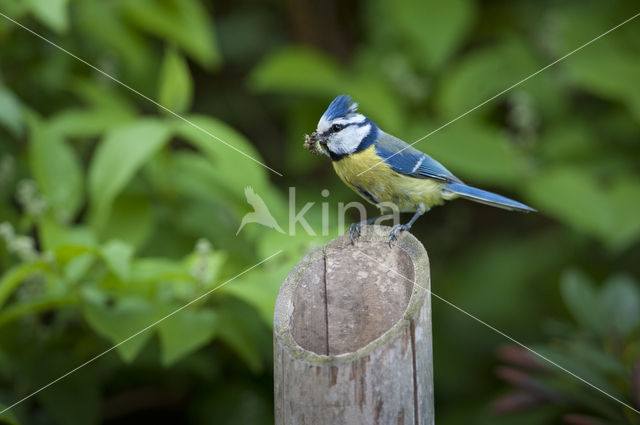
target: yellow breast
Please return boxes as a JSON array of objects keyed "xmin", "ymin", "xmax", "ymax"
[{"xmin": 331, "ymin": 145, "xmax": 446, "ymax": 212}]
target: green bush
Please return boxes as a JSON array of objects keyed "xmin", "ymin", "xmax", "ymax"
[{"xmin": 0, "ymin": 0, "xmax": 639, "ymax": 424}]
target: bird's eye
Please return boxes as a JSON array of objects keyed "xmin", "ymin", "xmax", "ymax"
[{"xmin": 331, "ymin": 124, "xmax": 344, "ymax": 133}]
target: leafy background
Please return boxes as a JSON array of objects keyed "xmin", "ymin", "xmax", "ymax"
[{"xmin": 0, "ymin": 0, "xmax": 639, "ymax": 424}]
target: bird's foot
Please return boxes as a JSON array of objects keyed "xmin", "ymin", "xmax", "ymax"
[
  {"xmin": 388, "ymin": 224, "xmax": 409, "ymax": 247},
  {"xmin": 349, "ymin": 222, "xmax": 362, "ymax": 244}
]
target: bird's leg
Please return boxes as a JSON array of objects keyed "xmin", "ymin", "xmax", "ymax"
[
  {"xmin": 350, "ymin": 215, "xmax": 385, "ymax": 244},
  {"xmin": 388, "ymin": 205, "xmax": 427, "ymax": 247}
]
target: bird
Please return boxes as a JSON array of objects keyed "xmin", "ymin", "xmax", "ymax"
[
  {"xmin": 303, "ymin": 95, "xmax": 535, "ymax": 246},
  {"xmin": 236, "ymin": 186, "xmax": 284, "ymax": 235}
]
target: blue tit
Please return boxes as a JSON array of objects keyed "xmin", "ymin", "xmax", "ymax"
[{"xmin": 304, "ymin": 95, "xmax": 536, "ymax": 245}]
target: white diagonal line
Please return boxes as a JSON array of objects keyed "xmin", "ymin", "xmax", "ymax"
[
  {"xmin": 0, "ymin": 250, "xmax": 283, "ymax": 415},
  {"xmin": 0, "ymin": 12, "xmax": 283, "ymax": 177},
  {"xmin": 357, "ymin": 11, "xmax": 640, "ymax": 177},
  {"xmin": 356, "ymin": 249, "xmax": 640, "ymax": 415}
]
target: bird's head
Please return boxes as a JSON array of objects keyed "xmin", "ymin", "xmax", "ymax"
[{"xmin": 306, "ymin": 95, "xmax": 379, "ymax": 160}]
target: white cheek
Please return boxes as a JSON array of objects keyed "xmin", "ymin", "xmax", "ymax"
[{"xmin": 328, "ymin": 124, "xmax": 371, "ymax": 155}]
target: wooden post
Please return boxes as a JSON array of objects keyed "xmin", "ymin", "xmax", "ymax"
[{"xmin": 274, "ymin": 225, "xmax": 434, "ymax": 425}]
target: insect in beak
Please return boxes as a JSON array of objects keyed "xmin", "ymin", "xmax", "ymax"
[{"xmin": 303, "ymin": 132, "xmax": 328, "ymax": 157}]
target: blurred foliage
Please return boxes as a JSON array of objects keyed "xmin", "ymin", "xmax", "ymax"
[
  {"xmin": 494, "ymin": 271, "xmax": 640, "ymax": 424},
  {"xmin": 0, "ymin": 0, "xmax": 639, "ymax": 424}
]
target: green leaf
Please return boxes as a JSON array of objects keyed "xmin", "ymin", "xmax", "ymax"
[
  {"xmin": 560, "ymin": 268, "xmax": 604, "ymax": 336},
  {"xmin": 249, "ymin": 47, "xmax": 343, "ymax": 95},
  {"xmin": 538, "ymin": 122, "xmax": 600, "ymax": 162},
  {"xmin": 70, "ymin": 78, "xmax": 136, "ymax": 114},
  {"xmin": 383, "ymin": 0, "xmax": 475, "ymax": 69},
  {"xmin": 168, "ymin": 152, "xmax": 244, "ymax": 207},
  {"xmin": 88, "ymin": 119, "xmax": 171, "ymax": 230},
  {"xmin": 48, "ymin": 108, "xmax": 136, "ymax": 139},
  {"xmin": 553, "ymin": 4, "xmax": 640, "ymax": 119},
  {"xmin": 565, "ymin": 340, "xmax": 626, "ymax": 378},
  {"xmin": 601, "ymin": 274, "xmax": 640, "ymax": 338},
  {"xmin": 100, "ymin": 240, "xmax": 134, "ymax": 282},
  {"xmin": 63, "ymin": 253, "xmax": 95, "ymax": 283},
  {"xmin": 127, "ymin": 258, "xmax": 195, "ymax": 300},
  {"xmin": 0, "ymin": 84, "xmax": 24, "ymax": 137},
  {"xmin": 121, "ymin": 0, "xmax": 220, "ymax": 68},
  {"xmin": 130, "ymin": 258, "xmax": 191, "ymax": 284},
  {"xmin": 563, "ymin": 42, "xmax": 640, "ymax": 106},
  {"xmin": 525, "ymin": 168, "xmax": 640, "ymax": 250},
  {"xmin": 74, "ymin": 0, "xmax": 154, "ymax": 81},
  {"xmin": 525, "ymin": 167, "xmax": 609, "ymax": 238},
  {"xmin": 0, "ymin": 294, "xmax": 79, "ymax": 328},
  {"xmin": 100, "ymin": 192, "xmax": 154, "ymax": 250},
  {"xmin": 28, "ymin": 119, "xmax": 83, "ymax": 222},
  {"xmin": 55, "ymin": 243, "xmax": 96, "ymax": 268},
  {"xmin": 0, "ymin": 261, "xmax": 47, "ymax": 308},
  {"xmin": 42, "ymin": 220, "xmax": 96, "ymax": 258},
  {"xmin": 0, "ymin": 0, "xmax": 29, "ymax": 17},
  {"xmin": 157, "ymin": 308, "xmax": 217, "ymax": 366},
  {"xmin": 36, "ymin": 215, "xmax": 67, "ymax": 252},
  {"xmin": 607, "ymin": 180, "xmax": 640, "ymax": 251},
  {"xmin": 175, "ymin": 115, "xmax": 268, "ymax": 194},
  {"xmin": 219, "ymin": 264, "xmax": 288, "ymax": 325},
  {"xmin": 215, "ymin": 303, "xmax": 263, "ymax": 373},
  {"xmin": 158, "ymin": 47, "xmax": 193, "ymax": 114},
  {"xmin": 437, "ymin": 39, "xmax": 544, "ymax": 119},
  {"xmin": 346, "ymin": 75, "xmax": 404, "ymax": 131},
  {"xmin": 26, "ymin": 0, "xmax": 70, "ymax": 32},
  {"xmin": 248, "ymin": 48, "xmax": 404, "ymax": 129},
  {"xmin": 83, "ymin": 294, "xmax": 155, "ymax": 362},
  {"xmin": 173, "ymin": 200, "xmax": 247, "ymax": 257}
]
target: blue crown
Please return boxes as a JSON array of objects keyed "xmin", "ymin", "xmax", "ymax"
[{"xmin": 322, "ymin": 95, "xmax": 358, "ymax": 121}]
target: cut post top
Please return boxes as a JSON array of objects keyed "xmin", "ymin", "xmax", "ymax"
[{"xmin": 274, "ymin": 225, "xmax": 431, "ymax": 363}]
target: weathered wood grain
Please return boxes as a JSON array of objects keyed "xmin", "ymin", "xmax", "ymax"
[{"xmin": 274, "ymin": 225, "xmax": 434, "ymax": 425}]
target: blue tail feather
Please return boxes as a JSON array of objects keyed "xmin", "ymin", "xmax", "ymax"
[{"xmin": 443, "ymin": 183, "xmax": 535, "ymax": 213}]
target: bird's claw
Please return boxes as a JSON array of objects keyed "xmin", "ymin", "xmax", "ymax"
[
  {"xmin": 349, "ymin": 223, "xmax": 362, "ymax": 244},
  {"xmin": 388, "ymin": 224, "xmax": 409, "ymax": 247}
]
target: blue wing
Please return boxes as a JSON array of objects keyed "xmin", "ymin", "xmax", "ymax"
[{"xmin": 374, "ymin": 132, "xmax": 462, "ymax": 183}]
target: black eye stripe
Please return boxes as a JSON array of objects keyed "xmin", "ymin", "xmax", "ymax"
[{"xmin": 323, "ymin": 118, "xmax": 369, "ymax": 136}]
